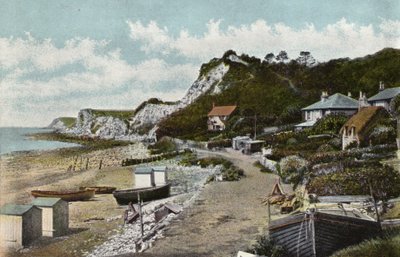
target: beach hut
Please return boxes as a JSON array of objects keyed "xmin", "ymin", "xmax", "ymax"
[
  {"xmin": 243, "ymin": 140, "xmax": 264, "ymax": 154},
  {"xmin": 0, "ymin": 204, "xmax": 42, "ymax": 249},
  {"xmin": 134, "ymin": 167, "xmax": 155, "ymax": 188},
  {"xmin": 31, "ymin": 197, "xmax": 69, "ymax": 237},
  {"xmin": 152, "ymin": 166, "xmax": 168, "ymax": 185}
]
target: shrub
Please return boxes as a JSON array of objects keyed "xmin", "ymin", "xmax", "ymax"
[
  {"xmin": 369, "ymin": 125, "xmax": 396, "ymax": 145},
  {"xmin": 286, "ymin": 137, "xmax": 298, "ymax": 145},
  {"xmin": 246, "ymin": 235, "xmax": 288, "ymax": 257},
  {"xmin": 279, "ymin": 155, "xmax": 309, "ymax": 187},
  {"xmin": 312, "ymin": 113, "xmax": 349, "ymax": 135},
  {"xmin": 148, "ymin": 136, "xmax": 178, "ymax": 154}
]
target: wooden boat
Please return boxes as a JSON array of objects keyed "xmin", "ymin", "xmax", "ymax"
[
  {"xmin": 79, "ymin": 186, "xmax": 117, "ymax": 194},
  {"xmin": 268, "ymin": 209, "xmax": 381, "ymax": 257},
  {"xmin": 31, "ymin": 189, "xmax": 95, "ymax": 201},
  {"xmin": 113, "ymin": 184, "xmax": 171, "ymax": 205}
]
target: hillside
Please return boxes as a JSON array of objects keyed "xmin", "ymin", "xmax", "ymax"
[{"xmin": 157, "ymin": 48, "xmax": 400, "ymax": 140}]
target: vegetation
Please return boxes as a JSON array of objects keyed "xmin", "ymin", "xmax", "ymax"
[
  {"xmin": 148, "ymin": 136, "xmax": 178, "ymax": 154},
  {"xmin": 58, "ymin": 117, "xmax": 76, "ymax": 128},
  {"xmin": 331, "ymin": 231, "xmax": 400, "ymax": 257},
  {"xmin": 89, "ymin": 109, "xmax": 135, "ymax": 120},
  {"xmin": 246, "ymin": 235, "xmax": 287, "ymax": 257},
  {"xmin": 311, "ymin": 113, "xmax": 349, "ymax": 135},
  {"xmin": 158, "ymin": 48, "xmax": 400, "ymax": 140}
]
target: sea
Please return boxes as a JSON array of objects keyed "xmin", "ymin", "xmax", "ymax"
[{"xmin": 0, "ymin": 127, "xmax": 80, "ymax": 156}]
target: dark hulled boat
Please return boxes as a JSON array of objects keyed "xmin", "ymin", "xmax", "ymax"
[
  {"xmin": 113, "ymin": 184, "xmax": 171, "ymax": 205},
  {"xmin": 31, "ymin": 189, "xmax": 95, "ymax": 201},
  {"xmin": 268, "ymin": 209, "xmax": 381, "ymax": 257}
]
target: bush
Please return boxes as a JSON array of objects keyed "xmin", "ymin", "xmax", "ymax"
[
  {"xmin": 286, "ymin": 137, "xmax": 298, "ymax": 145},
  {"xmin": 148, "ymin": 137, "xmax": 178, "ymax": 154},
  {"xmin": 246, "ymin": 235, "xmax": 287, "ymax": 257},
  {"xmin": 279, "ymin": 155, "xmax": 309, "ymax": 187},
  {"xmin": 369, "ymin": 125, "xmax": 396, "ymax": 145},
  {"xmin": 312, "ymin": 113, "xmax": 349, "ymax": 135}
]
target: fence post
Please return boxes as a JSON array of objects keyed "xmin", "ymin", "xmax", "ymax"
[
  {"xmin": 99, "ymin": 159, "xmax": 103, "ymax": 170},
  {"xmin": 85, "ymin": 158, "xmax": 89, "ymax": 170}
]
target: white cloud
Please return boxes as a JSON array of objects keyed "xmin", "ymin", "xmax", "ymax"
[
  {"xmin": 0, "ymin": 35, "xmax": 198, "ymax": 126},
  {"xmin": 127, "ymin": 18, "xmax": 400, "ymax": 61}
]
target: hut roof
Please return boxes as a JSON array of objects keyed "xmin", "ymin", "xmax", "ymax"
[
  {"xmin": 152, "ymin": 166, "xmax": 167, "ymax": 172},
  {"xmin": 302, "ymin": 93, "xmax": 358, "ymax": 111},
  {"xmin": 340, "ymin": 106, "xmax": 386, "ymax": 135},
  {"xmin": 0, "ymin": 204, "xmax": 35, "ymax": 216},
  {"xmin": 32, "ymin": 197, "xmax": 62, "ymax": 207},
  {"xmin": 208, "ymin": 105, "xmax": 237, "ymax": 116},
  {"xmin": 135, "ymin": 167, "xmax": 153, "ymax": 174},
  {"xmin": 368, "ymin": 87, "xmax": 400, "ymax": 101}
]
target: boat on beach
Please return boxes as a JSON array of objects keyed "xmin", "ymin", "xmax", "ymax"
[
  {"xmin": 31, "ymin": 189, "xmax": 95, "ymax": 201},
  {"xmin": 113, "ymin": 183, "xmax": 171, "ymax": 205},
  {"xmin": 79, "ymin": 186, "xmax": 117, "ymax": 194}
]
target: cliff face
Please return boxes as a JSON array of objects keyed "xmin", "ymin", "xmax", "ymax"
[{"xmin": 49, "ymin": 59, "xmax": 231, "ymax": 140}]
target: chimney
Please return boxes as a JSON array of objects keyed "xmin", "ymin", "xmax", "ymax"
[
  {"xmin": 379, "ymin": 81, "xmax": 385, "ymax": 91},
  {"xmin": 358, "ymin": 91, "xmax": 369, "ymax": 110},
  {"xmin": 321, "ymin": 91, "xmax": 328, "ymax": 102},
  {"xmin": 347, "ymin": 92, "xmax": 352, "ymax": 97}
]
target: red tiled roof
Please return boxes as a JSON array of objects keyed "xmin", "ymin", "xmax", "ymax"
[{"xmin": 208, "ymin": 105, "xmax": 237, "ymax": 116}]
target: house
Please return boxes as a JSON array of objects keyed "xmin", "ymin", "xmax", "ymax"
[
  {"xmin": 207, "ymin": 104, "xmax": 237, "ymax": 131},
  {"xmin": 340, "ymin": 106, "xmax": 388, "ymax": 150},
  {"xmin": 31, "ymin": 197, "xmax": 68, "ymax": 237},
  {"xmin": 295, "ymin": 92, "xmax": 358, "ymax": 129},
  {"xmin": 152, "ymin": 166, "xmax": 168, "ymax": 186},
  {"xmin": 368, "ymin": 82, "xmax": 400, "ymax": 111},
  {"xmin": 134, "ymin": 167, "xmax": 155, "ymax": 188},
  {"xmin": 0, "ymin": 204, "xmax": 42, "ymax": 249}
]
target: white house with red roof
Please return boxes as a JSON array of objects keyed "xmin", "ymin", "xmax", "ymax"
[{"xmin": 207, "ymin": 104, "xmax": 237, "ymax": 131}]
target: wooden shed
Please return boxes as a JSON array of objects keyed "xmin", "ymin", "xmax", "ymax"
[
  {"xmin": 152, "ymin": 166, "xmax": 168, "ymax": 185},
  {"xmin": 134, "ymin": 167, "xmax": 155, "ymax": 188},
  {"xmin": 31, "ymin": 197, "xmax": 69, "ymax": 237},
  {"xmin": 268, "ymin": 208, "xmax": 380, "ymax": 257},
  {"xmin": 0, "ymin": 204, "xmax": 42, "ymax": 249}
]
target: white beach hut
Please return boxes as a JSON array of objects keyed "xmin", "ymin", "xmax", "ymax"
[
  {"xmin": 31, "ymin": 197, "xmax": 69, "ymax": 237},
  {"xmin": 152, "ymin": 166, "xmax": 168, "ymax": 185},
  {"xmin": 134, "ymin": 167, "xmax": 155, "ymax": 188},
  {"xmin": 0, "ymin": 204, "xmax": 42, "ymax": 249}
]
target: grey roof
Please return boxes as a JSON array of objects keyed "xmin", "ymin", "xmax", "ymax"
[
  {"xmin": 368, "ymin": 87, "xmax": 400, "ymax": 102},
  {"xmin": 32, "ymin": 197, "xmax": 62, "ymax": 207},
  {"xmin": 295, "ymin": 120, "xmax": 317, "ymax": 127},
  {"xmin": 0, "ymin": 204, "xmax": 34, "ymax": 216},
  {"xmin": 152, "ymin": 166, "xmax": 167, "ymax": 172},
  {"xmin": 135, "ymin": 167, "xmax": 153, "ymax": 174},
  {"xmin": 302, "ymin": 93, "xmax": 358, "ymax": 111}
]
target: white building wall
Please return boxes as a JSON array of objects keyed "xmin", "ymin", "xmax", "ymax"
[
  {"xmin": 0, "ymin": 215, "xmax": 22, "ymax": 250},
  {"xmin": 41, "ymin": 207, "xmax": 53, "ymax": 237},
  {"xmin": 154, "ymin": 171, "xmax": 167, "ymax": 185},
  {"xmin": 135, "ymin": 173, "xmax": 155, "ymax": 188}
]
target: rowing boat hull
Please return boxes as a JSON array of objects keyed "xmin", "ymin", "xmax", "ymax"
[
  {"xmin": 79, "ymin": 186, "xmax": 117, "ymax": 194},
  {"xmin": 31, "ymin": 189, "xmax": 95, "ymax": 201},
  {"xmin": 113, "ymin": 184, "xmax": 171, "ymax": 205}
]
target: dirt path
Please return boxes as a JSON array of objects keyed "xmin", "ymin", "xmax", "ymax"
[{"xmin": 137, "ymin": 149, "xmax": 291, "ymax": 257}]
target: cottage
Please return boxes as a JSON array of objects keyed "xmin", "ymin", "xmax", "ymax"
[
  {"xmin": 152, "ymin": 166, "xmax": 168, "ymax": 186},
  {"xmin": 207, "ymin": 104, "xmax": 237, "ymax": 131},
  {"xmin": 368, "ymin": 82, "xmax": 400, "ymax": 111},
  {"xmin": 0, "ymin": 204, "xmax": 42, "ymax": 249},
  {"xmin": 134, "ymin": 167, "xmax": 155, "ymax": 188},
  {"xmin": 31, "ymin": 197, "xmax": 68, "ymax": 237},
  {"xmin": 296, "ymin": 92, "xmax": 358, "ymax": 129},
  {"xmin": 340, "ymin": 106, "xmax": 388, "ymax": 150}
]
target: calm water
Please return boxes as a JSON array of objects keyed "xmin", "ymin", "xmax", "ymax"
[{"xmin": 0, "ymin": 127, "xmax": 80, "ymax": 155}]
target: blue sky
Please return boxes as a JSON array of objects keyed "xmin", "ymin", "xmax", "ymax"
[{"xmin": 0, "ymin": 0, "xmax": 399, "ymax": 126}]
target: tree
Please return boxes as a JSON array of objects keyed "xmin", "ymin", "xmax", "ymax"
[
  {"xmin": 264, "ymin": 53, "xmax": 275, "ymax": 63},
  {"xmin": 296, "ymin": 51, "xmax": 316, "ymax": 67},
  {"xmin": 389, "ymin": 94, "xmax": 400, "ymax": 148},
  {"xmin": 276, "ymin": 51, "xmax": 289, "ymax": 63}
]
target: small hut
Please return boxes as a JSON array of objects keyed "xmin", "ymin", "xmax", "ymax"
[
  {"xmin": 243, "ymin": 140, "xmax": 264, "ymax": 154},
  {"xmin": 152, "ymin": 166, "xmax": 168, "ymax": 185},
  {"xmin": 0, "ymin": 204, "xmax": 42, "ymax": 249},
  {"xmin": 134, "ymin": 167, "xmax": 155, "ymax": 188},
  {"xmin": 31, "ymin": 197, "xmax": 69, "ymax": 237}
]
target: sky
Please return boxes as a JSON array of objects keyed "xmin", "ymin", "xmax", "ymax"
[{"xmin": 0, "ymin": 0, "xmax": 399, "ymax": 127}]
